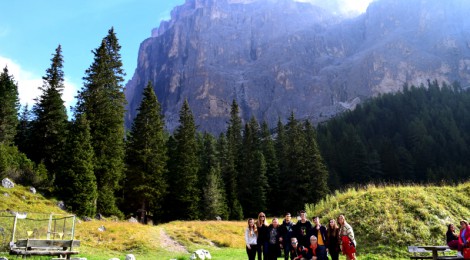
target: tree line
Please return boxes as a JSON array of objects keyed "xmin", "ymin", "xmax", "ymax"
[
  {"xmin": 0, "ymin": 28, "xmax": 329, "ymax": 223},
  {"xmin": 317, "ymin": 80, "xmax": 470, "ymax": 191}
]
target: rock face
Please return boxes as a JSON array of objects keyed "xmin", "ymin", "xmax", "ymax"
[{"xmin": 125, "ymin": 0, "xmax": 470, "ymax": 133}]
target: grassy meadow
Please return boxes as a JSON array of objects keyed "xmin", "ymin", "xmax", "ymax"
[{"xmin": 0, "ymin": 183, "xmax": 469, "ymax": 259}]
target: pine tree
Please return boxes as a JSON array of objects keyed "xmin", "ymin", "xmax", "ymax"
[
  {"xmin": 224, "ymin": 100, "xmax": 244, "ymax": 219},
  {"xmin": 15, "ymin": 105, "xmax": 32, "ymax": 155},
  {"xmin": 239, "ymin": 117, "xmax": 268, "ymax": 217},
  {"xmin": 260, "ymin": 121, "xmax": 280, "ymax": 215},
  {"xmin": 199, "ymin": 133, "xmax": 228, "ymax": 220},
  {"xmin": 166, "ymin": 100, "xmax": 200, "ymax": 220},
  {"xmin": 217, "ymin": 134, "xmax": 243, "ymax": 220},
  {"xmin": 0, "ymin": 66, "xmax": 20, "ymax": 145},
  {"xmin": 124, "ymin": 82, "xmax": 167, "ymax": 222},
  {"xmin": 75, "ymin": 28, "xmax": 126, "ymax": 216},
  {"xmin": 59, "ymin": 114, "xmax": 97, "ymax": 217},
  {"xmin": 303, "ymin": 121, "xmax": 329, "ymax": 203},
  {"xmin": 30, "ymin": 45, "xmax": 68, "ymax": 185}
]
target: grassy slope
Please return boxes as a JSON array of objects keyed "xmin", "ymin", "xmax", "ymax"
[
  {"xmin": 307, "ymin": 182, "xmax": 470, "ymax": 258},
  {"xmin": 1, "ymin": 183, "xmax": 469, "ymax": 259}
]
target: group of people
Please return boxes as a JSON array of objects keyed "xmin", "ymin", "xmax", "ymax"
[
  {"xmin": 244, "ymin": 211, "xmax": 356, "ymax": 260},
  {"xmin": 446, "ymin": 220, "xmax": 470, "ymax": 257}
]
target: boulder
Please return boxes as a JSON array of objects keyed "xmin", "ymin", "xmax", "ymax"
[
  {"xmin": 29, "ymin": 187, "xmax": 36, "ymax": 194},
  {"xmin": 128, "ymin": 217, "xmax": 138, "ymax": 223},
  {"xmin": 190, "ymin": 249, "xmax": 211, "ymax": 260},
  {"xmin": 95, "ymin": 213, "xmax": 104, "ymax": 220},
  {"xmin": 125, "ymin": 254, "xmax": 136, "ymax": 260},
  {"xmin": 1, "ymin": 178, "xmax": 14, "ymax": 188},
  {"xmin": 57, "ymin": 201, "xmax": 65, "ymax": 210}
]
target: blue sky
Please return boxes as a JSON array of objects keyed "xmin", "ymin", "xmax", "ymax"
[
  {"xmin": 0, "ymin": 0, "xmax": 371, "ymax": 111},
  {"xmin": 0, "ymin": 0, "xmax": 184, "ymax": 110}
]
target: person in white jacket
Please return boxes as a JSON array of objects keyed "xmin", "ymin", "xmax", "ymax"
[{"xmin": 245, "ymin": 218, "xmax": 258, "ymax": 260}]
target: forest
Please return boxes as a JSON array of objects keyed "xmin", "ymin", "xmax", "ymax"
[{"xmin": 1, "ymin": 28, "xmax": 470, "ymax": 223}]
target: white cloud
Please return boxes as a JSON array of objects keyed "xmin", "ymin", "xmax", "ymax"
[
  {"xmin": 296, "ymin": 0, "xmax": 374, "ymax": 15},
  {"xmin": 0, "ymin": 56, "xmax": 78, "ymax": 114}
]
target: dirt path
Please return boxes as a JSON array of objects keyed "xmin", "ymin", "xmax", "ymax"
[{"xmin": 159, "ymin": 228, "xmax": 189, "ymax": 254}]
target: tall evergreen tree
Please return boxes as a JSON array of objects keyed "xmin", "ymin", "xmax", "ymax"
[
  {"xmin": 303, "ymin": 121, "xmax": 329, "ymax": 203},
  {"xmin": 75, "ymin": 28, "xmax": 126, "ymax": 216},
  {"xmin": 260, "ymin": 121, "xmax": 281, "ymax": 215},
  {"xmin": 0, "ymin": 66, "xmax": 20, "ymax": 145},
  {"xmin": 239, "ymin": 117, "xmax": 268, "ymax": 217},
  {"xmin": 30, "ymin": 45, "xmax": 68, "ymax": 185},
  {"xmin": 199, "ymin": 133, "xmax": 228, "ymax": 220},
  {"xmin": 15, "ymin": 105, "xmax": 32, "ymax": 155},
  {"xmin": 124, "ymin": 82, "xmax": 167, "ymax": 222},
  {"xmin": 223, "ymin": 100, "xmax": 244, "ymax": 219},
  {"xmin": 59, "ymin": 114, "xmax": 97, "ymax": 217},
  {"xmin": 217, "ymin": 134, "xmax": 243, "ymax": 220},
  {"xmin": 166, "ymin": 100, "xmax": 200, "ymax": 220}
]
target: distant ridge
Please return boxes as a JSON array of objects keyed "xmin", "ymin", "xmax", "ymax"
[{"xmin": 125, "ymin": 0, "xmax": 470, "ymax": 133}]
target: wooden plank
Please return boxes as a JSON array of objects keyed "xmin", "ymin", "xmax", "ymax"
[
  {"xmin": 9, "ymin": 249, "xmax": 79, "ymax": 256},
  {"xmin": 15, "ymin": 239, "xmax": 80, "ymax": 248}
]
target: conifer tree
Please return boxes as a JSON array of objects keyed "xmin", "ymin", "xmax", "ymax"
[
  {"xmin": 304, "ymin": 121, "xmax": 329, "ymax": 203},
  {"xmin": 30, "ymin": 45, "xmax": 68, "ymax": 185},
  {"xmin": 223, "ymin": 100, "xmax": 244, "ymax": 219},
  {"xmin": 59, "ymin": 114, "xmax": 97, "ymax": 217},
  {"xmin": 199, "ymin": 133, "xmax": 228, "ymax": 220},
  {"xmin": 260, "ymin": 121, "xmax": 280, "ymax": 215},
  {"xmin": 15, "ymin": 105, "xmax": 32, "ymax": 155},
  {"xmin": 166, "ymin": 100, "xmax": 200, "ymax": 220},
  {"xmin": 75, "ymin": 28, "xmax": 126, "ymax": 216},
  {"xmin": 217, "ymin": 134, "xmax": 243, "ymax": 220},
  {"xmin": 0, "ymin": 66, "xmax": 20, "ymax": 145},
  {"xmin": 124, "ymin": 82, "xmax": 167, "ymax": 222}
]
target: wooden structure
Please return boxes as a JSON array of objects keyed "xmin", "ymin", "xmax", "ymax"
[
  {"xmin": 408, "ymin": 246, "xmax": 462, "ymax": 260},
  {"xmin": 8, "ymin": 213, "xmax": 80, "ymax": 259}
]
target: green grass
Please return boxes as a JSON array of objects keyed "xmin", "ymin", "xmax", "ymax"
[{"xmin": 0, "ymin": 183, "xmax": 468, "ymax": 259}]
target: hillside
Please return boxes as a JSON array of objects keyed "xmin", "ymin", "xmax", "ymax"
[
  {"xmin": 1, "ymin": 183, "xmax": 469, "ymax": 259},
  {"xmin": 307, "ymin": 182, "xmax": 470, "ymax": 258}
]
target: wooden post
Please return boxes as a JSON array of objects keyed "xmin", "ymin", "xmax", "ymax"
[
  {"xmin": 10, "ymin": 214, "xmax": 18, "ymax": 244},
  {"xmin": 47, "ymin": 213, "xmax": 53, "ymax": 240}
]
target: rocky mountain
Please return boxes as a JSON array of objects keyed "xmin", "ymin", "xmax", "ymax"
[{"xmin": 125, "ymin": 0, "xmax": 470, "ymax": 133}]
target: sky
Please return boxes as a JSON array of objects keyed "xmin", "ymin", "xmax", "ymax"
[{"xmin": 0, "ymin": 0, "xmax": 372, "ymax": 112}]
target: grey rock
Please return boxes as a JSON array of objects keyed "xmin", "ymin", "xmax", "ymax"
[
  {"xmin": 2, "ymin": 178, "xmax": 14, "ymax": 188},
  {"xmin": 95, "ymin": 213, "xmax": 103, "ymax": 220},
  {"xmin": 3, "ymin": 193, "xmax": 8, "ymax": 197},
  {"xmin": 57, "ymin": 201, "xmax": 65, "ymax": 210},
  {"xmin": 125, "ymin": 0, "xmax": 470, "ymax": 134},
  {"xmin": 128, "ymin": 217, "xmax": 138, "ymax": 223},
  {"xmin": 83, "ymin": 216, "xmax": 92, "ymax": 222},
  {"xmin": 29, "ymin": 187, "xmax": 36, "ymax": 194},
  {"xmin": 98, "ymin": 225, "xmax": 106, "ymax": 232},
  {"xmin": 125, "ymin": 254, "xmax": 136, "ymax": 260},
  {"xmin": 108, "ymin": 258, "xmax": 120, "ymax": 260},
  {"xmin": 0, "ymin": 256, "xmax": 8, "ymax": 260}
]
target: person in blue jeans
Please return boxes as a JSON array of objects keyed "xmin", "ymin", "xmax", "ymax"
[{"xmin": 279, "ymin": 213, "xmax": 295, "ymax": 260}]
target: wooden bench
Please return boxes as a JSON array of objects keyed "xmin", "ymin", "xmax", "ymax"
[{"xmin": 10, "ymin": 239, "xmax": 80, "ymax": 259}]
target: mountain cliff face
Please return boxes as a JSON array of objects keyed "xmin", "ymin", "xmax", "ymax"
[{"xmin": 125, "ymin": 0, "xmax": 470, "ymax": 133}]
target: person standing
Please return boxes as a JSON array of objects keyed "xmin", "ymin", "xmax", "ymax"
[
  {"xmin": 326, "ymin": 219, "xmax": 341, "ymax": 260},
  {"xmin": 280, "ymin": 213, "xmax": 295, "ymax": 260},
  {"xmin": 295, "ymin": 210, "xmax": 312, "ymax": 248},
  {"xmin": 257, "ymin": 212, "xmax": 269, "ymax": 260},
  {"xmin": 311, "ymin": 217, "xmax": 327, "ymax": 260},
  {"xmin": 267, "ymin": 218, "xmax": 281, "ymax": 260},
  {"xmin": 245, "ymin": 218, "xmax": 258, "ymax": 260},
  {"xmin": 338, "ymin": 215, "xmax": 356, "ymax": 260}
]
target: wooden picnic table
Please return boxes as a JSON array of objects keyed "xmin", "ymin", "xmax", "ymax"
[{"xmin": 416, "ymin": 246, "xmax": 451, "ymax": 260}]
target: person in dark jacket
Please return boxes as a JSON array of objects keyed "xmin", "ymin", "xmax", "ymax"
[
  {"xmin": 290, "ymin": 237, "xmax": 308, "ymax": 260},
  {"xmin": 256, "ymin": 212, "xmax": 269, "ymax": 260},
  {"xmin": 326, "ymin": 218, "xmax": 341, "ymax": 260},
  {"xmin": 447, "ymin": 223, "xmax": 459, "ymax": 250},
  {"xmin": 280, "ymin": 213, "xmax": 295, "ymax": 260},
  {"xmin": 267, "ymin": 218, "xmax": 281, "ymax": 260},
  {"xmin": 307, "ymin": 235, "xmax": 321, "ymax": 260},
  {"xmin": 311, "ymin": 216, "xmax": 328, "ymax": 260},
  {"xmin": 295, "ymin": 210, "xmax": 312, "ymax": 248}
]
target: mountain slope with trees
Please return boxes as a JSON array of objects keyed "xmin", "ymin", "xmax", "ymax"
[{"xmin": 317, "ymin": 81, "xmax": 470, "ymax": 190}]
